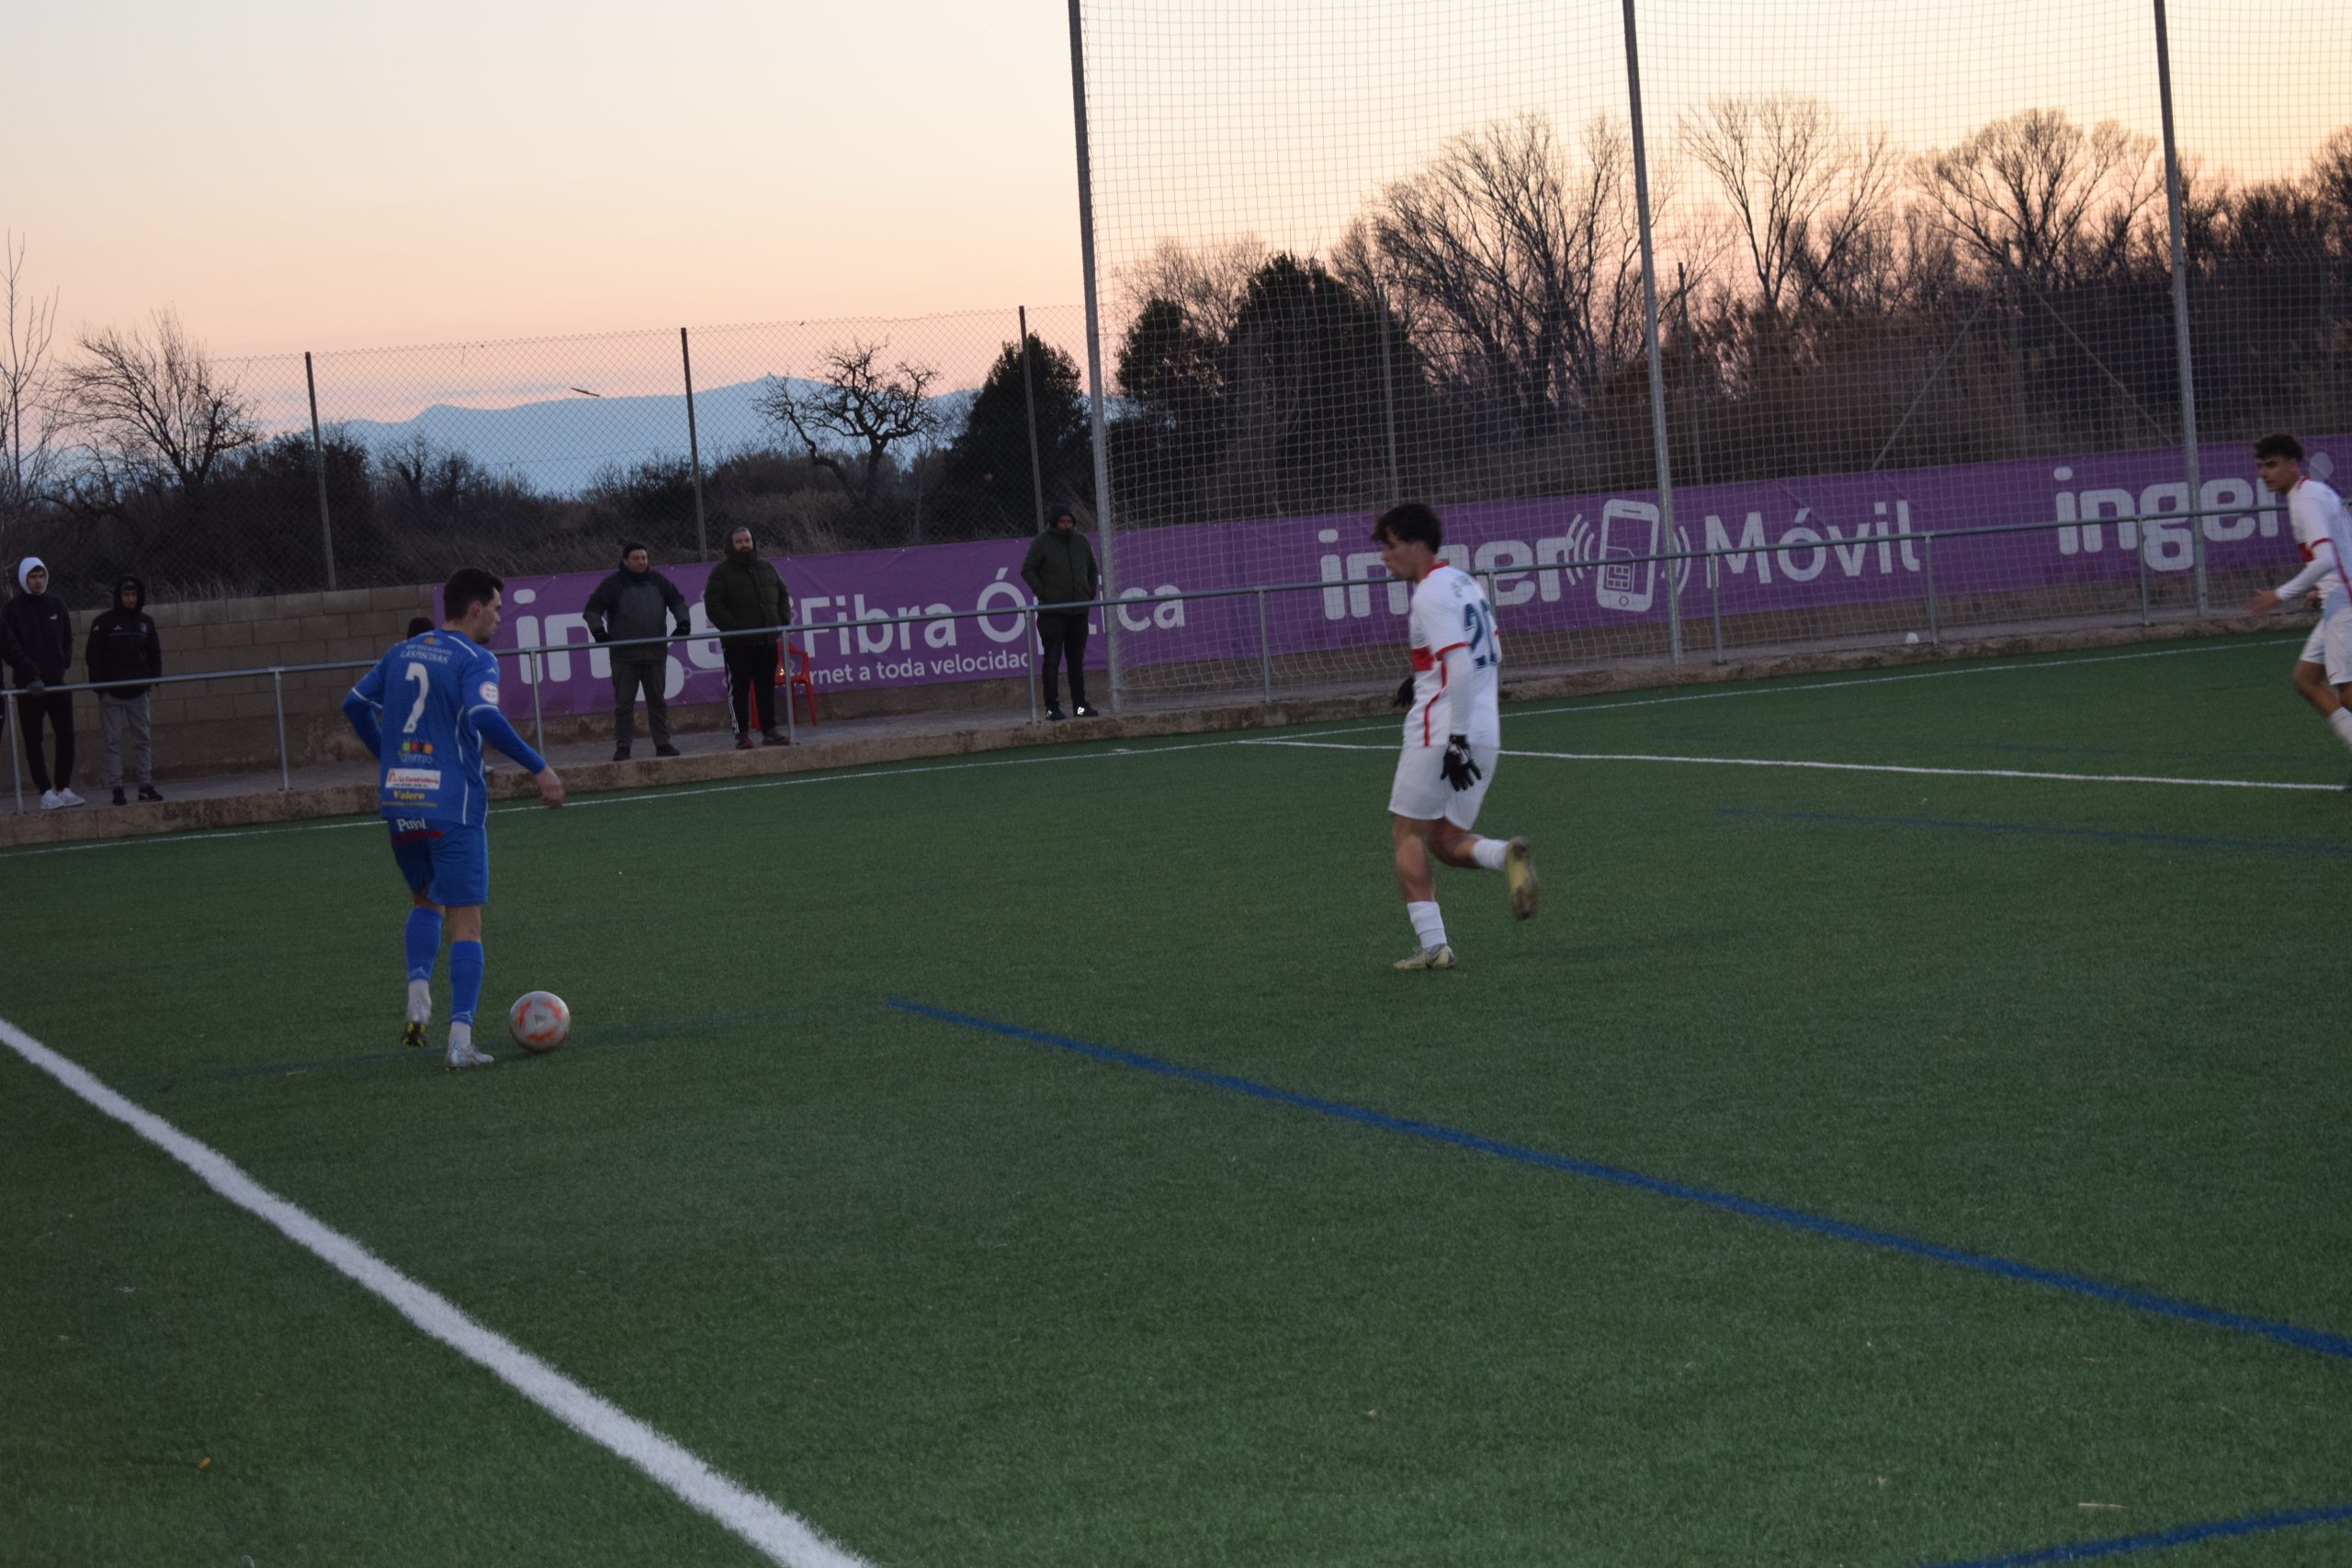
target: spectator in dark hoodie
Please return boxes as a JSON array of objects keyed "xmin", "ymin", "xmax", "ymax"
[
  {"xmin": 85, "ymin": 574, "xmax": 164, "ymax": 806},
  {"xmin": 583, "ymin": 541, "xmax": 690, "ymax": 761},
  {"xmin": 1020, "ymin": 506, "xmax": 1102, "ymax": 720},
  {"xmin": 2, "ymin": 557, "xmax": 84, "ymax": 809}
]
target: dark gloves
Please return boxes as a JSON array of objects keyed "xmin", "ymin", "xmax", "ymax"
[
  {"xmin": 1441, "ymin": 735, "xmax": 1483, "ymax": 792},
  {"xmin": 21, "ymin": 680, "xmax": 43, "ymax": 701},
  {"xmin": 588, "ymin": 626, "xmax": 611, "ymax": 643},
  {"xmin": 1392, "ymin": 676, "xmax": 1415, "ymax": 709},
  {"xmin": 673, "ymin": 619, "xmax": 692, "ymax": 638}
]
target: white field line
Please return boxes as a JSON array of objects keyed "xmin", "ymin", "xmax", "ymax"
[
  {"xmin": 1244, "ymin": 739, "xmax": 2342, "ymax": 793},
  {"xmin": 0, "ymin": 635, "xmax": 2304, "ymax": 861},
  {"xmin": 1295, "ymin": 634, "xmax": 2301, "ymax": 742},
  {"xmin": 0, "ymin": 1016, "xmax": 870, "ymax": 1568}
]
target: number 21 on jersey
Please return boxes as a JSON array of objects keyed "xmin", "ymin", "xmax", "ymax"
[{"xmin": 1462, "ymin": 602, "xmax": 1496, "ymax": 670}]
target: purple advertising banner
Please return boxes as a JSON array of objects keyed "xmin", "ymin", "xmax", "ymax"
[{"xmin": 485, "ymin": 435, "xmax": 2348, "ymax": 719}]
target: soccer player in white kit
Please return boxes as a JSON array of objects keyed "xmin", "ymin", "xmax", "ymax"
[
  {"xmin": 2244, "ymin": 434, "xmax": 2352, "ymax": 777},
  {"xmin": 1374, "ymin": 503, "xmax": 1537, "ymax": 971}
]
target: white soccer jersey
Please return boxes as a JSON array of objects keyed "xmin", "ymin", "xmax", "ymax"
[
  {"xmin": 1402, "ymin": 565, "xmax": 1501, "ymax": 749},
  {"xmin": 2283, "ymin": 477, "xmax": 2349, "ymax": 615}
]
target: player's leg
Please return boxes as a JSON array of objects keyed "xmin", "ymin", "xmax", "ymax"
[
  {"xmin": 434, "ymin": 828, "xmax": 494, "ymax": 1068},
  {"xmin": 1386, "ymin": 743, "xmax": 1455, "ymax": 968},
  {"xmin": 1390, "ymin": 813, "xmax": 1455, "ymax": 968},
  {"xmin": 1429, "ymin": 744, "xmax": 1536, "ymax": 919},
  {"xmin": 2319, "ymin": 616, "xmax": 2352, "ymax": 772},
  {"xmin": 389, "ymin": 824, "xmax": 445, "ymax": 1048},
  {"xmin": 2290, "ymin": 656, "xmax": 2338, "ymax": 715}
]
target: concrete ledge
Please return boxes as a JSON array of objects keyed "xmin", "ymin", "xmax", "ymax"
[{"xmin": 0, "ymin": 615, "xmax": 2275, "ymax": 852}]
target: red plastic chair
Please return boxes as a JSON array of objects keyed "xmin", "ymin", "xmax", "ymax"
[{"xmin": 773, "ymin": 641, "xmax": 818, "ymax": 726}]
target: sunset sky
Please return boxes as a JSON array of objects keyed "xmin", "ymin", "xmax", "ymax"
[{"xmin": 12, "ymin": 0, "xmax": 2341, "ymax": 376}]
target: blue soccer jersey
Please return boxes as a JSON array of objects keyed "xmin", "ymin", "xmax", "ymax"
[{"xmin": 348, "ymin": 631, "xmax": 511, "ymax": 827}]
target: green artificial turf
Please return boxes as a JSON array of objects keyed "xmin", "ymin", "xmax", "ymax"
[{"xmin": 5, "ymin": 631, "xmax": 2349, "ymax": 1567}]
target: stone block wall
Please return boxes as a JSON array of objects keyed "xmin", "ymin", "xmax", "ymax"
[{"xmin": 35, "ymin": 585, "xmax": 435, "ymax": 776}]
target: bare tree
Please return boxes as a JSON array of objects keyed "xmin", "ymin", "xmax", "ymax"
[
  {"xmin": 1117, "ymin": 237, "xmax": 1269, "ymax": 351},
  {"xmin": 0, "ymin": 232, "xmax": 62, "ymax": 515},
  {"xmin": 1680, "ymin": 94, "xmax": 1898, "ymax": 320},
  {"xmin": 755, "ymin": 341, "xmax": 942, "ymax": 516},
  {"xmin": 1915, "ymin": 108, "xmax": 2161, "ymax": 288},
  {"xmin": 1358, "ymin": 112, "xmax": 1651, "ymax": 441},
  {"xmin": 58, "ymin": 309, "xmax": 261, "ymax": 517}
]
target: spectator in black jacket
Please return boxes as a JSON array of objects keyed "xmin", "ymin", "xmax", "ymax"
[
  {"xmin": 1020, "ymin": 507, "xmax": 1102, "ymax": 720},
  {"xmin": 86, "ymin": 574, "xmax": 164, "ymax": 806},
  {"xmin": 583, "ymin": 542, "xmax": 690, "ymax": 761},
  {"xmin": 3, "ymin": 558, "xmax": 84, "ymax": 808}
]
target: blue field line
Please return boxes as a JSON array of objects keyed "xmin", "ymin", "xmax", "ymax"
[
  {"xmin": 1718, "ymin": 807, "xmax": 2352, "ymax": 856},
  {"xmin": 888, "ymin": 1000, "xmax": 2352, "ymax": 1366},
  {"xmin": 1920, "ymin": 1498, "xmax": 2352, "ymax": 1565}
]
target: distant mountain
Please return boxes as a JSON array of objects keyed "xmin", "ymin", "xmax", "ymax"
[{"xmin": 333, "ymin": 378, "xmax": 980, "ymax": 494}]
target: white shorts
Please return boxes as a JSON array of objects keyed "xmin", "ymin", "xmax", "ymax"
[
  {"xmin": 1388, "ymin": 740, "xmax": 1498, "ymax": 829},
  {"xmin": 2300, "ymin": 615, "xmax": 2352, "ymax": 686}
]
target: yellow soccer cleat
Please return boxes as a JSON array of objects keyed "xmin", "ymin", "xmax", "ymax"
[
  {"xmin": 401, "ymin": 1020, "xmax": 426, "ymax": 1050},
  {"xmin": 1504, "ymin": 838, "xmax": 1538, "ymax": 920},
  {"xmin": 1395, "ymin": 943, "xmax": 1457, "ymax": 971}
]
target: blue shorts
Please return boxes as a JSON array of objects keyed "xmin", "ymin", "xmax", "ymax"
[{"xmin": 385, "ymin": 818, "xmax": 490, "ymax": 908}]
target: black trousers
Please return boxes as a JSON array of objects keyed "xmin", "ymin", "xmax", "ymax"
[
  {"xmin": 722, "ymin": 638, "xmax": 780, "ymax": 735},
  {"xmin": 610, "ymin": 658, "xmax": 671, "ymax": 750},
  {"xmin": 17, "ymin": 689, "xmax": 74, "ymax": 792},
  {"xmin": 1037, "ymin": 611, "xmax": 1090, "ymax": 710}
]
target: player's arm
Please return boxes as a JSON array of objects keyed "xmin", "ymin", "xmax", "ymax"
[
  {"xmin": 343, "ymin": 660, "xmax": 389, "ymax": 759},
  {"xmin": 1437, "ymin": 643, "xmax": 1484, "ymax": 790},
  {"xmin": 2250, "ymin": 536, "xmax": 2335, "ymax": 615},
  {"xmin": 470, "ymin": 704, "xmax": 564, "ymax": 807}
]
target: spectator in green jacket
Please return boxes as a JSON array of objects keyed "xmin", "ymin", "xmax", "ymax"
[
  {"xmin": 1020, "ymin": 506, "xmax": 1101, "ymax": 720},
  {"xmin": 702, "ymin": 526, "xmax": 792, "ymax": 748}
]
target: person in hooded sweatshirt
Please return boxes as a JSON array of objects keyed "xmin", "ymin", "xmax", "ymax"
[
  {"xmin": 2, "ymin": 557, "xmax": 85, "ymax": 809},
  {"xmin": 85, "ymin": 574, "xmax": 164, "ymax": 806},
  {"xmin": 583, "ymin": 541, "xmax": 690, "ymax": 761}
]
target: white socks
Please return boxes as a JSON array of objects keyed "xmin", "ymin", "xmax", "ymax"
[
  {"xmin": 407, "ymin": 979, "xmax": 432, "ymax": 1025},
  {"xmin": 2329, "ymin": 709, "xmax": 2352, "ymax": 752},
  {"xmin": 1469, "ymin": 838, "xmax": 1510, "ymax": 871},
  {"xmin": 447, "ymin": 1020, "xmax": 472, "ymax": 1053},
  {"xmin": 1407, "ymin": 900, "xmax": 1448, "ymax": 951}
]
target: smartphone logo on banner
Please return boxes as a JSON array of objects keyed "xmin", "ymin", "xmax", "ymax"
[{"xmin": 1596, "ymin": 499, "xmax": 1658, "ymax": 614}]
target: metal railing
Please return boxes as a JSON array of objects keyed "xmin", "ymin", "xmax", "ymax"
[{"xmin": 4, "ymin": 504, "xmax": 2290, "ymax": 815}]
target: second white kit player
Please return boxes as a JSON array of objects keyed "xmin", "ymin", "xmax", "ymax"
[
  {"xmin": 1374, "ymin": 502, "xmax": 1537, "ymax": 970},
  {"xmin": 2245, "ymin": 433, "xmax": 2352, "ymax": 778}
]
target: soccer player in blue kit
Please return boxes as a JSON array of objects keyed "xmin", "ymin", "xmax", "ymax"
[{"xmin": 344, "ymin": 569, "xmax": 565, "ymax": 1068}]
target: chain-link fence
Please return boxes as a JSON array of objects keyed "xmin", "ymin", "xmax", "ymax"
[
  {"xmin": 1070, "ymin": 0, "xmax": 2349, "ymax": 665},
  {"xmin": 2, "ymin": 0, "xmax": 2342, "ymax": 678},
  {"xmin": 0, "ymin": 308, "xmax": 1092, "ymax": 606}
]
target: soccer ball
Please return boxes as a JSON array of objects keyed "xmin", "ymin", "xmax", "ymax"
[{"xmin": 508, "ymin": 990, "xmax": 571, "ymax": 1054}]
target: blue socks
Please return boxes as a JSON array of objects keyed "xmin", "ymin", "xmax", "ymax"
[
  {"xmin": 404, "ymin": 908, "xmax": 444, "ymax": 982},
  {"xmin": 449, "ymin": 941, "xmax": 484, "ymax": 1027}
]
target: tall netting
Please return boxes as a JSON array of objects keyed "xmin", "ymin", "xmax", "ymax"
[
  {"xmin": 1077, "ymin": 0, "xmax": 1644, "ymax": 699},
  {"xmin": 2171, "ymin": 0, "xmax": 2352, "ymax": 608},
  {"xmin": 1639, "ymin": 0, "xmax": 2193, "ymax": 649},
  {"xmin": 1072, "ymin": 0, "xmax": 2292, "ymax": 692}
]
